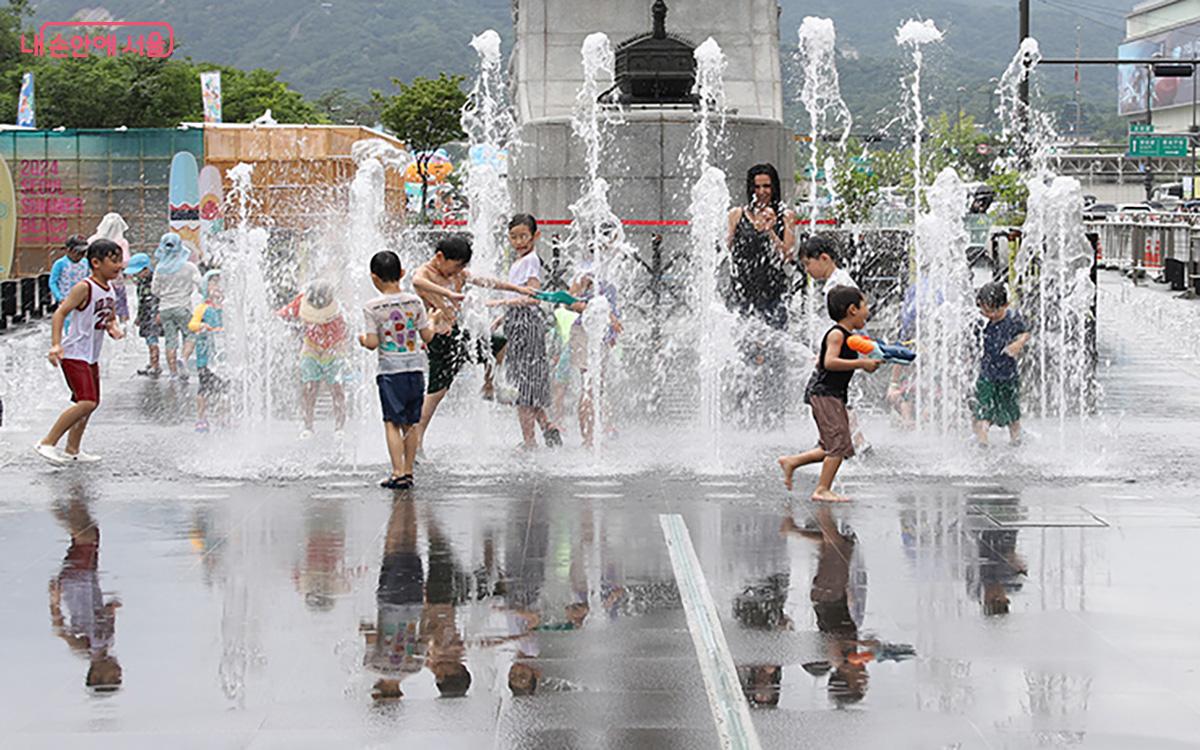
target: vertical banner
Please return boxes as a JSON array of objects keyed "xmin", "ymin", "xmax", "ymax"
[
  {"xmin": 201, "ymin": 71, "xmax": 222, "ymax": 124},
  {"xmin": 17, "ymin": 72, "xmax": 35, "ymax": 128}
]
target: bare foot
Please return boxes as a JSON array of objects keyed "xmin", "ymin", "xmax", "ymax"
[
  {"xmin": 811, "ymin": 488, "xmax": 850, "ymax": 502},
  {"xmin": 778, "ymin": 456, "xmax": 797, "ymax": 491}
]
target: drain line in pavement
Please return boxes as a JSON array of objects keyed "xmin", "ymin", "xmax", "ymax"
[{"xmin": 659, "ymin": 513, "xmax": 763, "ymax": 750}]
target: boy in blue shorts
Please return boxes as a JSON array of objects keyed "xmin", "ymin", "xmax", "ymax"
[
  {"xmin": 359, "ymin": 250, "xmax": 438, "ymax": 490},
  {"xmin": 973, "ymin": 282, "xmax": 1030, "ymax": 446}
]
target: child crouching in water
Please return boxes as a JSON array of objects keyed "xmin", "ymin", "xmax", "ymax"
[
  {"xmin": 778, "ymin": 286, "xmax": 880, "ymax": 501},
  {"xmin": 359, "ymin": 250, "xmax": 438, "ymax": 490},
  {"xmin": 189, "ymin": 271, "xmax": 225, "ymax": 433}
]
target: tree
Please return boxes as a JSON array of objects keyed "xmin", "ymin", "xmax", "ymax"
[
  {"xmin": 377, "ymin": 73, "xmax": 466, "ymax": 220},
  {"xmin": 313, "ymin": 88, "xmax": 383, "ymax": 127},
  {"xmin": 198, "ymin": 65, "xmax": 326, "ymax": 124}
]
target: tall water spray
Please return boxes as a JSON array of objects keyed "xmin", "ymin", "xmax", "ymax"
[
  {"xmin": 1019, "ymin": 177, "xmax": 1096, "ymax": 424},
  {"xmin": 912, "ymin": 168, "xmax": 974, "ymax": 434},
  {"xmin": 221, "ymin": 162, "xmax": 277, "ymax": 427},
  {"xmin": 568, "ymin": 33, "xmax": 628, "ymax": 455},
  {"xmin": 996, "ymin": 38, "xmax": 1054, "ymax": 177},
  {"xmin": 797, "ymin": 17, "xmax": 852, "ymax": 226},
  {"xmin": 996, "ymin": 39, "xmax": 1096, "ymax": 425},
  {"xmin": 797, "ymin": 17, "xmax": 853, "ymax": 352},
  {"xmin": 461, "ymin": 29, "xmax": 515, "ymax": 278},
  {"xmin": 689, "ymin": 37, "xmax": 733, "ymax": 437},
  {"xmin": 896, "ymin": 19, "xmax": 944, "ymax": 224}
]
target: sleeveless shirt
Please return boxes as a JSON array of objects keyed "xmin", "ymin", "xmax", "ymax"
[{"xmin": 62, "ymin": 278, "xmax": 117, "ymax": 364}]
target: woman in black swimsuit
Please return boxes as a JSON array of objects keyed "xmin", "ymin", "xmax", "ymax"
[
  {"xmin": 725, "ymin": 163, "xmax": 797, "ymax": 330},
  {"xmin": 723, "ymin": 164, "xmax": 797, "ymax": 428}
]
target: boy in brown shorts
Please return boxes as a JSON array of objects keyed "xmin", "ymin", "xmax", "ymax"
[{"xmin": 779, "ymin": 286, "xmax": 880, "ymax": 501}]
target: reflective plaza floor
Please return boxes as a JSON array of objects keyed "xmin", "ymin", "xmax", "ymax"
[{"xmin": 1, "ymin": 273, "xmax": 1199, "ymax": 749}]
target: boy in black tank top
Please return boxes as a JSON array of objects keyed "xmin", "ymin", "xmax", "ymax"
[{"xmin": 778, "ymin": 286, "xmax": 880, "ymax": 501}]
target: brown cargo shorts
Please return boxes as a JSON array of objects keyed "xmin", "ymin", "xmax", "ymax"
[{"xmin": 810, "ymin": 395, "xmax": 854, "ymax": 459}]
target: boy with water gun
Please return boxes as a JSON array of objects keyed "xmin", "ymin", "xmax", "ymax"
[{"xmin": 972, "ymin": 282, "xmax": 1030, "ymax": 446}]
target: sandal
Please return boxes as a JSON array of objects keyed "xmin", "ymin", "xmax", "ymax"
[
  {"xmin": 543, "ymin": 426, "xmax": 563, "ymax": 448},
  {"xmin": 380, "ymin": 475, "xmax": 413, "ymax": 490}
]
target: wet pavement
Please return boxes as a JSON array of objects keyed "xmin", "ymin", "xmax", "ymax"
[{"xmin": 2, "ymin": 271, "xmax": 1200, "ymax": 749}]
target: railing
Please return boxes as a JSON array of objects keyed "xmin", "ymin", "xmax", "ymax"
[
  {"xmin": 0, "ymin": 273, "xmax": 53, "ymax": 333},
  {"xmin": 1086, "ymin": 216, "xmax": 1200, "ymax": 292}
]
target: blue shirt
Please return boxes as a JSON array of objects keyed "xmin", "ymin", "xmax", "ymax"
[
  {"xmin": 193, "ymin": 304, "xmax": 223, "ymax": 369},
  {"xmin": 977, "ymin": 309, "xmax": 1028, "ymax": 382},
  {"xmin": 49, "ymin": 256, "xmax": 89, "ymax": 303}
]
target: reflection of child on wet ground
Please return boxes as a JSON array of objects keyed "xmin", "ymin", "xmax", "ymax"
[
  {"xmin": 364, "ymin": 497, "xmax": 424, "ymax": 700},
  {"xmin": 778, "ymin": 286, "xmax": 880, "ymax": 501},
  {"xmin": 494, "ymin": 214, "xmax": 561, "ymax": 450},
  {"xmin": 277, "ymin": 279, "xmax": 350, "ymax": 439},
  {"xmin": 973, "ymin": 282, "xmax": 1030, "ymax": 446},
  {"xmin": 359, "ymin": 250, "xmax": 437, "ymax": 490},
  {"xmin": 150, "ymin": 232, "xmax": 202, "ymax": 381},
  {"xmin": 125, "ymin": 253, "xmax": 163, "ymax": 377},
  {"xmin": 189, "ymin": 270, "xmax": 226, "ymax": 433},
  {"xmin": 49, "ymin": 494, "xmax": 122, "ymax": 693},
  {"xmin": 36, "ymin": 240, "xmax": 125, "ymax": 465},
  {"xmin": 411, "ymin": 236, "xmax": 537, "ymax": 452},
  {"xmin": 565, "ymin": 224, "xmax": 623, "ymax": 447}
]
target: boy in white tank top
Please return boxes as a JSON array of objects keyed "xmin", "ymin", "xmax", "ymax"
[{"xmin": 35, "ymin": 240, "xmax": 126, "ymax": 465}]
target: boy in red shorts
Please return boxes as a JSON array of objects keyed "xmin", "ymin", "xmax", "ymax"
[{"xmin": 35, "ymin": 239, "xmax": 125, "ymax": 465}]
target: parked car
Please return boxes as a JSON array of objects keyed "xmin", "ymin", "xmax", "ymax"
[{"xmin": 1083, "ymin": 203, "xmax": 1116, "ymax": 220}]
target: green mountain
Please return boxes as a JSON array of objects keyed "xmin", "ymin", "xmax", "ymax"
[{"xmin": 25, "ymin": 0, "xmax": 1131, "ymax": 137}]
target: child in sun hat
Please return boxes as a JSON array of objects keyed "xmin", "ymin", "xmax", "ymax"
[{"xmin": 278, "ymin": 279, "xmax": 351, "ymax": 439}]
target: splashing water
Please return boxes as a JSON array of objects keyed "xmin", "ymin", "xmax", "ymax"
[
  {"xmin": 913, "ymin": 167, "xmax": 974, "ymax": 435},
  {"xmin": 896, "ymin": 19, "xmax": 943, "ymax": 224},
  {"xmin": 568, "ymin": 32, "xmax": 630, "ymax": 456},
  {"xmin": 1018, "ymin": 175, "xmax": 1096, "ymax": 426},
  {"xmin": 221, "ymin": 163, "xmax": 279, "ymax": 428},
  {"xmin": 462, "ymin": 29, "xmax": 515, "ymax": 278},
  {"xmin": 688, "ymin": 38, "xmax": 733, "ymax": 442},
  {"xmin": 995, "ymin": 38, "xmax": 1055, "ymax": 176},
  {"xmin": 797, "ymin": 17, "xmax": 852, "ymax": 226}
]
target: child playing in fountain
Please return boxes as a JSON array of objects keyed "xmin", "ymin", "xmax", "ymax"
[
  {"xmin": 360, "ymin": 250, "xmax": 439, "ymax": 490},
  {"xmin": 189, "ymin": 270, "xmax": 225, "ymax": 434},
  {"xmin": 151, "ymin": 232, "xmax": 202, "ymax": 381},
  {"xmin": 972, "ymin": 282, "xmax": 1030, "ymax": 447},
  {"xmin": 35, "ymin": 240, "xmax": 125, "ymax": 465},
  {"xmin": 778, "ymin": 286, "xmax": 881, "ymax": 501},
  {"xmin": 801, "ymin": 235, "xmax": 858, "ymax": 300},
  {"xmin": 277, "ymin": 279, "xmax": 349, "ymax": 439},
  {"xmin": 410, "ymin": 236, "xmax": 536, "ymax": 453},
  {"xmin": 493, "ymin": 214, "xmax": 561, "ymax": 450},
  {"xmin": 48, "ymin": 235, "xmax": 91, "ymax": 307},
  {"xmin": 125, "ymin": 253, "xmax": 163, "ymax": 377}
]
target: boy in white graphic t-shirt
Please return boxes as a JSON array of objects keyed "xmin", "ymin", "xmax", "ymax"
[{"xmin": 35, "ymin": 240, "xmax": 125, "ymax": 465}]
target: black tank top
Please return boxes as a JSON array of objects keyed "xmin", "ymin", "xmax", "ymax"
[
  {"xmin": 729, "ymin": 205, "xmax": 789, "ymax": 314},
  {"xmin": 806, "ymin": 324, "xmax": 857, "ymax": 402}
]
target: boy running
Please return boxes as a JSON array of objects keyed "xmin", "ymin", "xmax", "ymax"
[
  {"xmin": 410, "ymin": 236, "xmax": 534, "ymax": 452},
  {"xmin": 778, "ymin": 286, "xmax": 880, "ymax": 501},
  {"xmin": 35, "ymin": 240, "xmax": 125, "ymax": 465},
  {"xmin": 359, "ymin": 250, "xmax": 438, "ymax": 490}
]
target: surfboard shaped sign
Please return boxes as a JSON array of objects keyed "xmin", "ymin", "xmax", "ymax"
[
  {"xmin": 0, "ymin": 154, "xmax": 15, "ymax": 280},
  {"xmin": 169, "ymin": 151, "xmax": 201, "ymax": 262},
  {"xmin": 197, "ymin": 164, "xmax": 224, "ymax": 262}
]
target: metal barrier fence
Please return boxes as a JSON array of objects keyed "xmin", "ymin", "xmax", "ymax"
[
  {"xmin": 0, "ymin": 273, "xmax": 53, "ymax": 332},
  {"xmin": 1087, "ymin": 217, "xmax": 1200, "ymax": 292}
]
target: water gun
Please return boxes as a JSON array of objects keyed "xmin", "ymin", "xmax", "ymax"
[
  {"xmin": 847, "ymin": 335, "xmax": 916, "ymax": 365},
  {"xmin": 533, "ymin": 289, "xmax": 580, "ymax": 306}
]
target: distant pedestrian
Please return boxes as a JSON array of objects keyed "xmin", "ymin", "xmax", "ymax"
[{"xmin": 150, "ymin": 232, "xmax": 201, "ymax": 381}]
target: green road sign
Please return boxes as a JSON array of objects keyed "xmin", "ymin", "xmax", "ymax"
[{"xmin": 1128, "ymin": 134, "xmax": 1190, "ymax": 158}]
